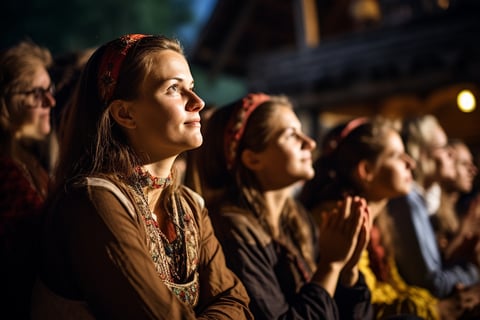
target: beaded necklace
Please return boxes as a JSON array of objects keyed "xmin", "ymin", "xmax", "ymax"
[{"xmin": 135, "ymin": 166, "xmax": 172, "ymax": 189}]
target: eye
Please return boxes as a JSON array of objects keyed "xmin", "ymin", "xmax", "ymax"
[{"xmin": 167, "ymin": 83, "xmax": 179, "ymax": 93}]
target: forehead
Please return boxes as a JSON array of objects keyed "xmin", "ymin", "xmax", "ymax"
[
  {"xmin": 145, "ymin": 50, "xmax": 191, "ymax": 81},
  {"xmin": 382, "ymin": 129, "xmax": 404, "ymax": 151},
  {"xmin": 425, "ymin": 124, "xmax": 447, "ymax": 147},
  {"xmin": 267, "ymin": 105, "xmax": 299, "ymax": 128},
  {"xmin": 453, "ymin": 144, "xmax": 472, "ymax": 159}
]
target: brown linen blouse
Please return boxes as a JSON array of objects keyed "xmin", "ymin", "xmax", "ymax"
[{"xmin": 32, "ymin": 177, "xmax": 252, "ymax": 319}]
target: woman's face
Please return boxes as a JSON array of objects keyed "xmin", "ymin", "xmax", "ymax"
[
  {"xmin": 14, "ymin": 67, "xmax": 55, "ymax": 140},
  {"xmin": 451, "ymin": 143, "xmax": 477, "ymax": 193},
  {"xmin": 127, "ymin": 50, "xmax": 205, "ymax": 162},
  {"xmin": 364, "ymin": 129, "xmax": 415, "ymax": 201},
  {"xmin": 425, "ymin": 125, "xmax": 456, "ymax": 183},
  {"xmin": 249, "ymin": 105, "xmax": 316, "ymax": 190}
]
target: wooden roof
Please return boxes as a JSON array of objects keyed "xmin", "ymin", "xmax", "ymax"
[
  {"xmin": 189, "ymin": 0, "xmax": 297, "ymax": 77},
  {"xmin": 189, "ymin": 0, "xmax": 480, "ymax": 147}
]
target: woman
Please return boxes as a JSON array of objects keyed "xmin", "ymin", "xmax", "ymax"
[
  {"xmin": 433, "ymin": 139, "xmax": 480, "ymax": 266},
  {"xmin": 198, "ymin": 93, "xmax": 373, "ymax": 319},
  {"xmin": 32, "ymin": 34, "xmax": 252, "ymax": 319},
  {"xmin": 300, "ymin": 116, "xmax": 470, "ymax": 319},
  {"xmin": 387, "ymin": 115, "xmax": 479, "ymax": 298},
  {"xmin": 0, "ymin": 39, "xmax": 56, "ymax": 319}
]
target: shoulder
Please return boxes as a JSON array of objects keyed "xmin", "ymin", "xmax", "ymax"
[
  {"xmin": 0, "ymin": 156, "xmax": 33, "ymax": 184},
  {"xmin": 54, "ymin": 176, "xmax": 137, "ymax": 220},
  {"xmin": 178, "ymin": 185, "xmax": 205, "ymax": 209},
  {"xmin": 211, "ymin": 204, "xmax": 271, "ymax": 247}
]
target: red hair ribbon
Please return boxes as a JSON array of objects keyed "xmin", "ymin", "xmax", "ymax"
[
  {"xmin": 224, "ymin": 93, "xmax": 271, "ymax": 170},
  {"xmin": 324, "ymin": 117, "xmax": 369, "ymax": 155},
  {"xmin": 97, "ymin": 34, "xmax": 150, "ymax": 105}
]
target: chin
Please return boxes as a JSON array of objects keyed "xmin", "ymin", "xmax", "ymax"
[
  {"xmin": 300, "ymin": 170, "xmax": 315, "ymax": 181},
  {"xmin": 40, "ymin": 124, "xmax": 51, "ymax": 137}
]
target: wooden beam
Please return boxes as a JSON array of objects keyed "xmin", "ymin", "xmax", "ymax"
[
  {"xmin": 208, "ymin": 0, "xmax": 258, "ymax": 78},
  {"xmin": 294, "ymin": 0, "xmax": 320, "ymax": 49}
]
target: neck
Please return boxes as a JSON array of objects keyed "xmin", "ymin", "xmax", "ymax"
[
  {"xmin": 263, "ymin": 188, "xmax": 291, "ymax": 237},
  {"xmin": 143, "ymin": 160, "xmax": 174, "ymax": 178},
  {"xmin": 368, "ymin": 198, "xmax": 388, "ymax": 220}
]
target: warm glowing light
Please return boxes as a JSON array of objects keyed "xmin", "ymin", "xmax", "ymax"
[
  {"xmin": 437, "ymin": 0, "xmax": 449, "ymax": 10},
  {"xmin": 457, "ymin": 90, "xmax": 476, "ymax": 113}
]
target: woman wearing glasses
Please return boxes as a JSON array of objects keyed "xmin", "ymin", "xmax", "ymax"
[{"xmin": 0, "ymin": 39, "xmax": 56, "ymax": 319}]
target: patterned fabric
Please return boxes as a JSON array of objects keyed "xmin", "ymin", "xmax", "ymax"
[
  {"xmin": 223, "ymin": 93, "xmax": 270, "ymax": 170},
  {"xmin": 97, "ymin": 34, "xmax": 149, "ymax": 105},
  {"xmin": 0, "ymin": 156, "xmax": 45, "ymax": 247},
  {"xmin": 129, "ymin": 184, "xmax": 200, "ymax": 306},
  {"xmin": 359, "ymin": 246, "xmax": 439, "ymax": 319},
  {"xmin": 33, "ymin": 178, "xmax": 253, "ymax": 319},
  {"xmin": 0, "ymin": 156, "xmax": 47, "ymax": 319}
]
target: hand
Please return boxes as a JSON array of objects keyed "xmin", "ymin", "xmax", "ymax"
[
  {"xmin": 437, "ymin": 284, "xmax": 480, "ymax": 319},
  {"xmin": 460, "ymin": 194, "xmax": 480, "ymax": 236},
  {"xmin": 312, "ymin": 196, "xmax": 366, "ymax": 296},
  {"xmin": 457, "ymin": 283, "xmax": 480, "ymax": 311},
  {"xmin": 437, "ymin": 295, "xmax": 463, "ymax": 320},
  {"xmin": 340, "ymin": 197, "xmax": 371, "ymax": 286},
  {"xmin": 317, "ymin": 196, "xmax": 365, "ymax": 271},
  {"xmin": 445, "ymin": 232, "xmax": 479, "ymax": 265}
]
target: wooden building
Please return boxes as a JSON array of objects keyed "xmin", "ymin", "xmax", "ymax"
[{"xmin": 189, "ymin": 0, "xmax": 480, "ymax": 149}]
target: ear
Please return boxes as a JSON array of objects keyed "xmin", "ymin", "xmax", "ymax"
[
  {"xmin": 109, "ymin": 100, "xmax": 136, "ymax": 129},
  {"xmin": 356, "ymin": 159, "xmax": 375, "ymax": 182},
  {"xmin": 241, "ymin": 149, "xmax": 263, "ymax": 171}
]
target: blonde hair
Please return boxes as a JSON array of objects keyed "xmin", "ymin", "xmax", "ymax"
[{"xmin": 402, "ymin": 114, "xmax": 442, "ymax": 187}]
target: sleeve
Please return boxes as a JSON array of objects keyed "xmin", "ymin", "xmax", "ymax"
[
  {"xmin": 191, "ymin": 200, "xmax": 253, "ymax": 319},
  {"xmin": 59, "ymin": 186, "xmax": 199, "ymax": 319},
  {"xmin": 0, "ymin": 158, "xmax": 45, "ymax": 320},
  {"xmin": 213, "ymin": 213, "xmax": 339, "ymax": 320},
  {"xmin": 388, "ymin": 193, "xmax": 479, "ymax": 298},
  {"xmin": 0, "ymin": 157, "xmax": 44, "ymax": 237},
  {"xmin": 334, "ymin": 271, "xmax": 373, "ymax": 320}
]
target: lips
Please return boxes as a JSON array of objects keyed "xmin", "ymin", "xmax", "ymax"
[{"xmin": 184, "ymin": 118, "xmax": 201, "ymax": 126}]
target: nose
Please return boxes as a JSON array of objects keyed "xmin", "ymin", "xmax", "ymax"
[
  {"xmin": 186, "ymin": 91, "xmax": 205, "ymax": 112},
  {"xmin": 302, "ymin": 133, "xmax": 317, "ymax": 150},
  {"xmin": 404, "ymin": 153, "xmax": 416, "ymax": 170},
  {"xmin": 42, "ymin": 90, "xmax": 56, "ymax": 109},
  {"xmin": 470, "ymin": 163, "xmax": 478, "ymax": 176}
]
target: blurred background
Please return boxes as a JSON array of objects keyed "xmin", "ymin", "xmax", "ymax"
[{"xmin": 2, "ymin": 0, "xmax": 480, "ymax": 150}]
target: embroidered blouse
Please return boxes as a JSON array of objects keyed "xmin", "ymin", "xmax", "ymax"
[{"xmin": 33, "ymin": 176, "xmax": 252, "ymax": 319}]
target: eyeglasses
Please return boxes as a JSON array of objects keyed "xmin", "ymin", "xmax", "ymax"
[{"xmin": 12, "ymin": 83, "xmax": 56, "ymax": 102}]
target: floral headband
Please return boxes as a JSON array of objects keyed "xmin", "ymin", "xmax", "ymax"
[
  {"xmin": 224, "ymin": 93, "xmax": 271, "ymax": 170},
  {"xmin": 97, "ymin": 34, "xmax": 150, "ymax": 106},
  {"xmin": 324, "ymin": 117, "xmax": 369, "ymax": 156}
]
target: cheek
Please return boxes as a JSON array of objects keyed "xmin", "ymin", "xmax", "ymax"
[
  {"xmin": 22, "ymin": 109, "xmax": 39, "ymax": 125},
  {"xmin": 379, "ymin": 167, "xmax": 409, "ymax": 193}
]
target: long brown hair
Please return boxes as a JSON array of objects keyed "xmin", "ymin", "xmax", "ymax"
[
  {"xmin": 200, "ymin": 94, "xmax": 316, "ymax": 269},
  {"xmin": 0, "ymin": 40, "xmax": 53, "ymax": 153},
  {"xmin": 53, "ymin": 35, "xmax": 184, "ymax": 199},
  {"xmin": 300, "ymin": 117, "xmax": 398, "ymax": 209},
  {"xmin": 300, "ymin": 116, "xmax": 400, "ymax": 272}
]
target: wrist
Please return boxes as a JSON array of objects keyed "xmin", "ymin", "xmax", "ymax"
[{"xmin": 340, "ymin": 266, "xmax": 359, "ymax": 287}]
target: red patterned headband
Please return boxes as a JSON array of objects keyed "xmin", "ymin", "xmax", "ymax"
[
  {"xmin": 324, "ymin": 117, "xmax": 369, "ymax": 155},
  {"xmin": 224, "ymin": 93, "xmax": 271, "ymax": 170},
  {"xmin": 97, "ymin": 34, "xmax": 150, "ymax": 105}
]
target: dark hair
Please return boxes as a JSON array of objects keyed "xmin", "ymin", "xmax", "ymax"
[
  {"xmin": 301, "ymin": 117, "xmax": 397, "ymax": 210},
  {"xmin": 53, "ymin": 35, "xmax": 183, "ymax": 193},
  {"xmin": 200, "ymin": 95, "xmax": 290, "ymax": 203},
  {"xmin": 200, "ymin": 94, "xmax": 316, "ymax": 269}
]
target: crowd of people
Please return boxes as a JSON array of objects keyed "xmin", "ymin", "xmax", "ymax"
[{"xmin": 1, "ymin": 33, "xmax": 480, "ymax": 319}]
